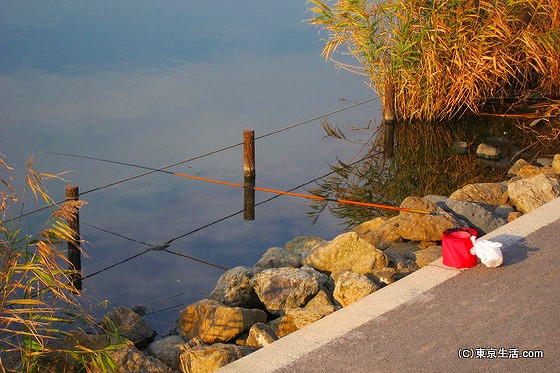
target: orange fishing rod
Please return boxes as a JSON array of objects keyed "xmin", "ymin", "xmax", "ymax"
[
  {"xmin": 172, "ymin": 172, "xmax": 436, "ymax": 215},
  {"xmin": 45, "ymin": 152, "xmax": 436, "ymax": 215}
]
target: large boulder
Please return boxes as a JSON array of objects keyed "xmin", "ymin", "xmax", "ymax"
[
  {"xmin": 209, "ymin": 266, "xmax": 261, "ymax": 308},
  {"xmin": 249, "ymin": 267, "xmax": 327, "ymax": 315},
  {"xmin": 332, "ymin": 271, "xmax": 379, "ymax": 307},
  {"xmin": 252, "ymin": 247, "xmax": 302, "ymax": 272},
  {"xmin": 449, "ymin": 183, "xmax": 505, "ymax": 206},
  {"xmin": 424, "ymin": 195, "xmax": 507, "ymax": 235},
  {"xmin": 302, "ymin": 232, "xmax": 388, "ymax": 274},
  {"xmin": 103, "ymin": 306, "xmax": 156, "ymax": 348},
  {"xmin": 179, "ymin": 343, "xmax": 258, "ymax": 373},
  {"xmin": 507, "ymin": 174, "xmax": 560, "ymax": 213},
  {"xmin": 397, "ymin": 197, "xmax": 461, "ymax": 241},
  {"xmin": 177, "ymin": 299, "xmax": 267, "ymax": 344}
]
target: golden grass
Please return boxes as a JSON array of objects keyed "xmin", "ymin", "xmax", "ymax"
[{"xmin": 309, "ymin": 0, "xmax": 560, "ymax": 121}]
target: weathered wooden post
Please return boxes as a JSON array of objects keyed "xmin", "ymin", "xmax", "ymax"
[
  {"xmin": 243, "ymin": 129, "xmax": 256, "ymax": 220},
  {"xmin": 383, "ymin": 81, "xmax": 395, "ymax": 158},
  {"xmin": 65, "ymin": 185, "xmax": 82, "ymax": 291}
]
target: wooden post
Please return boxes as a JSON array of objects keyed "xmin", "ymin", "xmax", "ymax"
[
  {"xmin": 243, "ymin": 129, "xmax": 255, "ymax": 179},
  {"xmin": 383, "ymin": 81, "xmax": 395, "ymax": 158},
  {"xmin": 243, "ymin": 129, "xmax": 256, "ymax": 220},
  {"xmin": 65, "ymin": 185, "xmax": 82, "ymax": 291}
]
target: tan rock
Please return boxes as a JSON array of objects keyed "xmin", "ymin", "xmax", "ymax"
[
  {"xmin": 177, "ymin": 299, "xmax": 267, "ymax": 344},
  {"xmin": 508, "ymin": 159, "xmax": 528, "ymax": 176},
  {"xmin": 449, "ymin": 183, "xmax": 504, "ymax": 205},
  {"xmin": 332, "ymin": 271, "xmax": 379, "ymax": 307},
  {"xmin": 284, "ymin": 236, "xmax": 323, "ymax": 256},
  {"xmin": 397, "ymin": 197, "xmax": 460, "ymax": 241},
  {"xmin": 405, "ymin": 245, "xmax": 442, "ymax": 268},
  {"xmin": 302, "ymin": 232, "xmax": 388, "ymax": 274},
  {"xmin": 508, "ymin": 174, "xmax": 560, "ymax": 213},
  {"xmin": 518, "ymin": 164, "xmax": 545, "ymax": 178},
  {"xmin": 352, "ymin": 217, "xmax": 388, "ymax": 237},
  {"xmin": 361, "ymin": 216, "xmax": 403, "ymax": 250},
  {"xmin": 179, "ymin": 343, "xmax": 258, "ymax": 373},
  {"xmin": 553, "ymin": 154, "xmax": 560, "ymax": 174},
  {"xmin": 246, "ymin": 323, "xmax": 278, "ymax": 347}
]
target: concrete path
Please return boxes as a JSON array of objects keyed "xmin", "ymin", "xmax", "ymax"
[{"xmin": 218, "ymin": 197, "xmax": 560, "ymax": 373}]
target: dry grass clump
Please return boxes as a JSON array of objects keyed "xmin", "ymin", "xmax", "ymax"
[
  {"xmin": 1, "ymin": 157, "xmax": 122, "ymax": 372},
  {"xmin": 309, "ymin": 0, "xmax": 560, "ymax": 121}
]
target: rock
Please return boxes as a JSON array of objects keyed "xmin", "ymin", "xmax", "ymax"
[
  {"xmin": 111, "ymin": 345, "xmax": 174, "ymax": 373},
  {"xmin": 209, "ymin": 266, "xmax": 261, "ymax": 308},
  {"xmin": 252, "ymin": 247, "xmax": 302, "ymax": 272},
  {"xmin": 553, "ymin": 154, "xmax": 560, "ymax": 174},
  {"xmin": 451, "ymin": 141, "xmax": 468, "ymax": 155},
  {"xmin": 518, "ymin": 164, "xmax": 545, "ymax": 178},
  {"xmin": 397, "ymin": 197, "xmax": 460, "ymax": 241},
  {"xmin": 302, "ymin": 232, "xmax": 388, "ymax": 274},
  {"xmin": 351, "ymin": 217, "xmax": 387, "ymax": 237},
  {"xmin": 536, "ymin": 157, "xmax": 553, "ymax": 167},
  {"xmin": 250, "ymin": 267, "xmax": 326, "ymax": 315},
  {"xmin": 177, "ymin": 299, "xmax": 267, "ymax": 344},
  {"xmin": 507, "ymin": 159, "xmax": 528, "ymax": 177},
  {"xmin": 494, "ymin": 205, "xmax": 516, "ymax": 220},
  {"xmin": 284, "ymin": 236, "xmax": 323, "ymax": 257},
  {"xmin": 508, "ymin": 211, "xmax": 524, "ymax": 221},
  {"xmin": 424, "ymin": 195, "xmax": 507, "ymax": 235},
  {"xmin": 449, "ymin": 183, "xmax": 504, "ymax": 205},
  {"xmin": 268, "ymin": 315, "xmax": 299, "ymax": 338},
  {"xmin": 476, "ymin": 143, "xmax": 500, "ymax": 159},
  {"xmin": 405, "ymin": 246, "xmax": 442, "ymax": 268},
  {"xmin": 267, "ymin": 288, "xmax": 337, "ymax": 337},
  {"xmin": 507, "ymin": 174, "xmax": 560, "ymax": 213},
  {"xmin": 359, "ymin": 216, "xmax": 403, "ymax": 250},
  {"xmin": 179, "ymin": 343, "xmax": 259, "ymax": 373},
  {"xmin": 146, "ymin": 335, "xmax": 187, "ymax": 371},
  {"xmin": 103, "ymin": 306, "xmax": 156, "ymax": 348},
  {"xmin": 332, "ymin": 271, "xmax": 378, "ymax": 307},
  {"xmin": 245, "ymin": 323, "xmax": 279, "ymax": 347}
]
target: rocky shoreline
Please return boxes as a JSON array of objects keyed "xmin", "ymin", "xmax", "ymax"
[{"xmin": 61, "ymin": 152, "xmax": 560, "ymax": 373}]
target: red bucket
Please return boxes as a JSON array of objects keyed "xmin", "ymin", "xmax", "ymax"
[{"xmin": 442, "ymin": 228, "xmax": 478, "ymax": 268}]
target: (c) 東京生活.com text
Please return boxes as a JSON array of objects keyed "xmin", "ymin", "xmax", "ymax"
[{"xmin": 458, "ymin": 347, "xmax": 544, "ymax": 359}]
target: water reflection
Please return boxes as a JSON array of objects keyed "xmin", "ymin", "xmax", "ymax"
[
  {"xmin": 308, "ymin": 116, "xmax": 543, "ymax": 227},
  {"xmin": 1, "ymin": 0, "xmax": 376, "ymax": 331}
]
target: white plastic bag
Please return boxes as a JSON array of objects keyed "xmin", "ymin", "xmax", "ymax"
[{"xmin": 470, "ymin": 240, "xmax": 503, "ymax": 268}]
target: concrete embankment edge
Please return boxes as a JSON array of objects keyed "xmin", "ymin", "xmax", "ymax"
[{"xmin": 217, "ymin": 197, "xmax": 560, "ymax": 373}]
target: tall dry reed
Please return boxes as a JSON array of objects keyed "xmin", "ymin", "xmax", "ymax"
[{"xmin": 309, "ymin": 0, "xmax": 560, "ymax": 121}]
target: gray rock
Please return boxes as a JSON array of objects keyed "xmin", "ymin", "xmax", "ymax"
[
  {"xmin": 424, "ymin": 195, "xmax": 507, "ymax": 235},
  {"xmin": 508, "ymin": 174, "xmax": 560, "ymax": 213},
  {"xmin": 405, "ymin": 245, "xmax": 442, "ymax": 268},
  {"xmin": 250, "ymin": 267, "xmax": 326, "ymax": 315},
  {"xmin": 110, "ymin": 345, "xmax": 174, "ymax": 373},
  {"xmin": 252, "ymin": 247, "xmax": 302, "ymax": 272},
  {"xmin": 209, "ymin": 266, "xmax": 261, "ymax": 308},
  {"xmin": 284, "ymin": 236, "xmax": 323, "ymax": 257},
  {"xmin": 103, "ymin": 306, "xmax": 155, "ymax": 348},
  {"xmin": 302, "ymin": 232, "xmax": 388, "ymax": 274},
  {"xmin": 147, "ymin": 335, "xmax": 187, "ymax": 371}
]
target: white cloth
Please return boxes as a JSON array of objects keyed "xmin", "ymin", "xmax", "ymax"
[{"xmin": 470, "ymin": 240, "xmax": 503, "ymax": 267}]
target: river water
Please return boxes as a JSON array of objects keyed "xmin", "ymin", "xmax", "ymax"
[{"xmin": 0, "ymin": 0, "xmax": 379, "ymax": 331}]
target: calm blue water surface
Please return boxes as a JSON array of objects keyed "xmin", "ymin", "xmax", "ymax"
[{"xmin": 0, "ymin": 0, "xmax": 379, "ymax": 332}]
